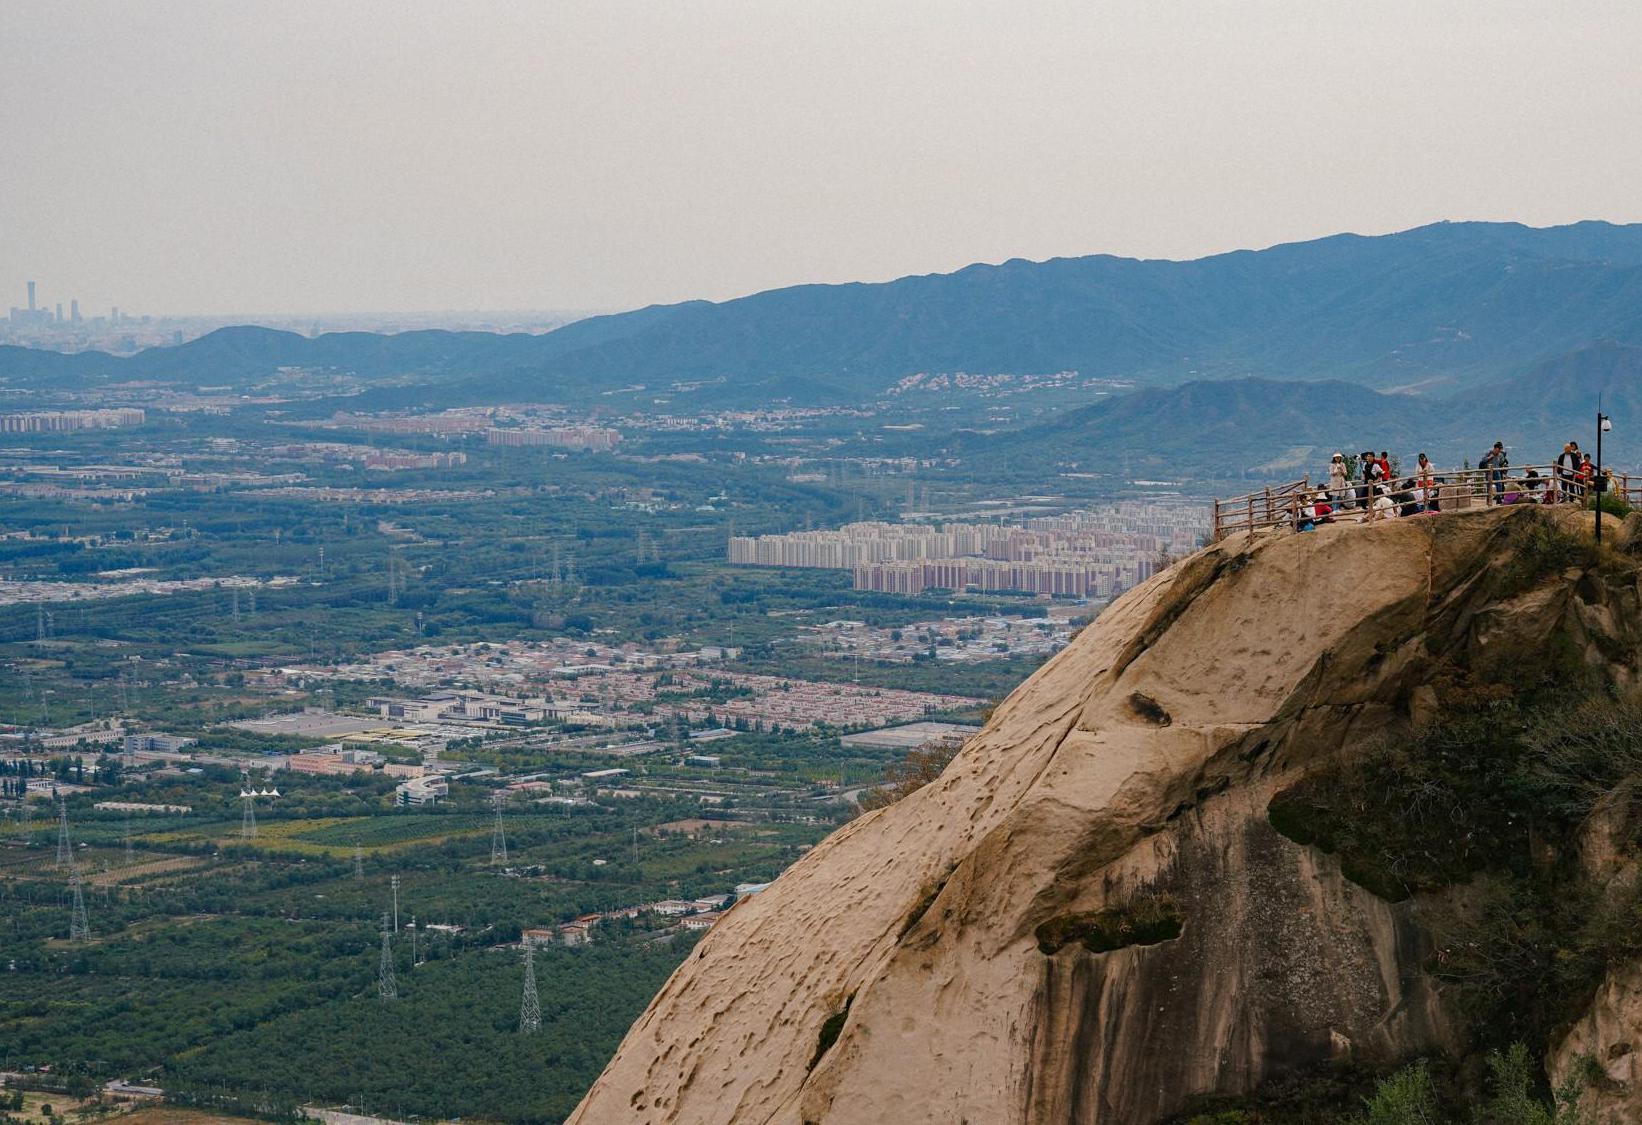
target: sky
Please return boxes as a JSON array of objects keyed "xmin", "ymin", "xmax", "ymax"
[{"xmin": 3, "ymin": 0, "xmax": 1641, "ymax": 318}]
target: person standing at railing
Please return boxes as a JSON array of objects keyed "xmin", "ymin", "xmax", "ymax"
[
  {"xmin": 1358, "ymin": 451, "xmax": 1382, "ymax": 507},
  {"xmin": 1328, "ymin": 453, "xmax": 1351, "ymax": 508},
  {"xmin": 1556, "ymin": 441, "xmax": 1581, "ymax": 503},
  {"xmin": 1579, "ymin": 453, "xmax": 1596, "ymax": 505},
  {"xmin": 1377, "ymin": 451, "xmax": 1393, "ymax": 484},
  {"xmin": 1479, "ymin": 442, "xmax": 1509, "ymax": 503},
  {"xmin": 1415, "ymin": 454, "xmax": 1436, "ymax": 509}
]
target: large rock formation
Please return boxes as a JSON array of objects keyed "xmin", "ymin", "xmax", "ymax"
[{"xmin": 570, "ymin": 506, "xmax": 1642, "ymax": 1125}]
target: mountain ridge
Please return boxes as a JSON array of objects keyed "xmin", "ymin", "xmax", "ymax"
[{"xmin": 6, "ymin": 220, "xmax": 1642, "ymax": 406}]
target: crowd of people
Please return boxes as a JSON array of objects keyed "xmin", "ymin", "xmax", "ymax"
[{"xmin": 1296, "ymin": 440, "xmax": 1613, "ymax": 530}]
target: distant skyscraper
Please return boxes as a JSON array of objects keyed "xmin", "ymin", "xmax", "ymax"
[
  {"xmin": 111, "ymin": 306, "xmax": 119, "ymax": 323},
  {"xmin": 54, "ymin": 302, "xmax": 63, "ymax": 322},
  {"xmin": 70, "ymin": 299, "xmax": 80, "ymax": 323},
  {"xmin": 27, "ymin": 281, "xmax": 36, "ymax": 312}
]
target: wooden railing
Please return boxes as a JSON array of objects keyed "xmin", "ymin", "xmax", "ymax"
[{"xmin": 1211, "ymin": 464, "xmax": 1642, "ymax": 541}]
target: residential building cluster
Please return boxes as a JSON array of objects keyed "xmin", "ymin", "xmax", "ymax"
[
  {"xmin": 327, "ymin": 408, "xmax": 496, "ymax": 434},
  {"xmin": 310, "ymin": 638, "xmax": 977, "ymax": 731},
  {"xmin": 261, "ymin": 442, "xmax": 466, "ymax": 471},
  {"xmin": 0, "ymin": 408, "xmax": 146, "ymax": 433},
  {"xmin": 804, "ymin": 612, "xmax": 1076, "ymax": 663},
  {"xmin": 486, "ymin": 426, "xmax": 621, "ymax": 451},
  {"xmin": 364, "ymin": 450, "xmax": 467, "ymax": 470},
  {"xmin": 730, "ymin": 502, "xmax": 1209, "ymax": 601},
  {"xmin": 0, "ymin": 573, "xmax": 295, "ymax": 608},
  {"xmin": 522, "ymin": 891, "xmax": 737, "ymax": 947}
]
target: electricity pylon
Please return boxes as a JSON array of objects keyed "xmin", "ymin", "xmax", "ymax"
[
  {"xmin": 490, "ymin": 792, "xmax": 508, "ymax": 865},
  {"xmin": 54, "ymin": 793, "xmax": 72, "ymax": 869},
  {"xmin": 519, "ymin": 942, "xmax": 542, "ymax": 1034},
  {"xmin": 68, "ymin": 865, "xmax": 91, "ymax": 942},
  {"xmin": 240, "ymin": 781, "xmax": 257, "ymax": 838},
  {"xmin": 377, "ymin": 913, "xmax": 397, "ymax": 1001},
  {"xmin": 391, "ymin": 874, "xmax": 400, "ymax": 932},
  {"xmin": 353, "ymin": 844, "xmax": 364, "ymax": 880}
]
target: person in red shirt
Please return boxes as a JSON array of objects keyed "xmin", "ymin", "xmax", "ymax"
[{"xmin": 1378, "ymin": 452, "xmax": 1392, "ymax": 485}]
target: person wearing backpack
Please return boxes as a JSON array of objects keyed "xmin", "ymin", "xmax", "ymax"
[{"xmin": 1480, "ymin": 442, "xmax": 1509, "ymax": 504}]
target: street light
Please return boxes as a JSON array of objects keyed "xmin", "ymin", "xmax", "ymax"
[{"xmin": 1597, "ymin": 411, "xmax": 1613, "ymax": 545}]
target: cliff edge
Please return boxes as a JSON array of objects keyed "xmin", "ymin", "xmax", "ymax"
[{"xmin": 570, "ymin": 505, "xmax": 1642, "ymax": 1124}]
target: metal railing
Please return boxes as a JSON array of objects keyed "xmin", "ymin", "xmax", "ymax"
[{"xmin": 1211, "ymin": 463, "xmax": 1642, "ymax": 541}]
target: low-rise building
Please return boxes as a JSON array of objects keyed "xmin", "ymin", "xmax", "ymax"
[
  {"xmin": 124, "ymin": 733, "xmax": 197, "ymax": 754},
  {"xmin": 395, "ymin": 775, "xmax": 448, "ymax": 806}
]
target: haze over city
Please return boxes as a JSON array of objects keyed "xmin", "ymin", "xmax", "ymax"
[
  {"xmin": 4, "ymin": 0, "xmax": 1641, "ymax": 318},
  {"xmin": 8, "ymin": 5, "xmax": 1642, "ymax": 1124}
]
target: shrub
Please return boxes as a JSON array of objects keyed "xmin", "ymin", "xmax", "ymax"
[
  {"xmin": 1351, "ymin": 1059, "xmax": 1440, "ymax": 1125},
  {"xmin": 1589, "ymin": 492, "xmax": 1632, "ymax": 519}
]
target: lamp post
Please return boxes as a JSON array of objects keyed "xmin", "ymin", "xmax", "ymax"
[{"xmin": 1597, "ymin": 411, "xmax": 1613, "ymax": 544}]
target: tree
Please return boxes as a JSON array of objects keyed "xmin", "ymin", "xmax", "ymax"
[{"xmin": 858, "ymin": 743, "xmax": 962, "ymax": 811}]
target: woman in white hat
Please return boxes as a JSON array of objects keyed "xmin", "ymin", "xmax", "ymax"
[{"xmin": 1327, "ymin": 453, "xmax": 1351, "ymax": 508}]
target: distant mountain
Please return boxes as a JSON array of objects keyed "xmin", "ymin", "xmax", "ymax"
[
  {"xmin": 970, "ymin": 378, "xmax": 1435, "ymax": 479},
  {"xmin": 5, "ymin": 221, "xmax": 1642, "ymax": 406},
  {"xmin": 976, "ymin": 341, "xmax": 1642, "ymax": 479}
]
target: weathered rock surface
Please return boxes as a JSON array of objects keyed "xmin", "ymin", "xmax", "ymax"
[{"xmin": 570, "ymin": 506, "xmax": 1642, "ymax": 1125}]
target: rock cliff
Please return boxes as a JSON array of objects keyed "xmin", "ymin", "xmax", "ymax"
[{"xmin": 570, "ymin": 505, "xmax": 1642, "ymax": 1125}]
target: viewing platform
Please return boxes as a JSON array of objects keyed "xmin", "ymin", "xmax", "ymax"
[{"xmin": 1211, "ymin": 463, "xmax": 1642, "ymax": 542}]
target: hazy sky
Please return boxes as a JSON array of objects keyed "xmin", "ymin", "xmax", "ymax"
[{"xmin": 3, "ymin": 1, "xmax": 1640, "ymax": 318}]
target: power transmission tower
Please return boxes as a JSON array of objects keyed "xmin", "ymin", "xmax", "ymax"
[
  {"xmin": 377, "ymin": 913, "xmax": 397, "ymax": 1001},
  {"xmin": 68, "ymin": 866, "xmax": 91, "ymax": 942},
  {"xmin": 391, "ymin": 874, "xmax": 400, "ymax": 932},
  {"xmin": 490, "ymin": 793, "xmax": 508, "ymax": 865},
  {"xmin": 123, "ymin": 811, "xmax": 134, "ymax": 865},
  {"xmin": 409, "ymin": 916, "xmax": 418, "ymax": 967},
  {"xmin": 240, "ymin": 784, "xmax": 257, "ymax": 838},
  {"xmin": 353, "ymin": 844, "xmax": 364, "ymax": 880},
  {"xmin": 54, "ymin": 793, "xmax": 72, "ymax": 869},
  {"xmin": 519, "ymin": 942, "xmax": 542, "ymax": 1034}
]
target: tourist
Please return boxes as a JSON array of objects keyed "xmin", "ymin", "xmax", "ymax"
[
  {"xmin": 1556, "ymin": 441, "xmax": 1581, "ymax": 502},
  {"xmin": 1296, "ymin": 496, "xmax": 1317, "ymax": 532},
  {"xmin": 1368, "ymin": 485, "xmax": 1398, "ymax": 522},
  {"xmin": 1312, "ymin": 490, "xmax": 1335, "ymax": 524},
  {"xmin": 1377, "ymin": 451, "xmax": 1393, "ymax": 484},
  {"xmin": 1393, "ymin": 478, "xmax": 1420, "ymax": 517},
  {"xmin": 1580, "ymin": 454, "xmax": 1596, "ymax": 504},
  {"xmin": 1327, "ymin": 453, "xmax": 1351, "ymax": 507},
  {"xmin": 1414, "ymin": 455, "xmax": 1436, "ymax": 512},
  {"xmin": 1415, "ymin": 453, "xmax": 1435, "ymax": 493},
  {"xmin": 1523, "ymin": 468, "xmax": 1546, "ymax": 504},
  {"xmin": 1480, "ymin": 442, "xmax": 1509, "ymax": 503},
  {"xmin": 1358, "ymin": 451, "xmax": 1382, "ymax": 507}
]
